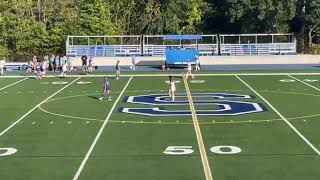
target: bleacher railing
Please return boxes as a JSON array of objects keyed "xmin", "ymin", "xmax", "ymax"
[{"xmin": 66, "ymin": 34, "xmax": 296, "ymax": 57}]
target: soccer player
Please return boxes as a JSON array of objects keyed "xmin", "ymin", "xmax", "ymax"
[
  {"xmin": 35, "ymin": 63, "xmax": 43, "ymax": 79},
  {"xmin": 0, "ymin": 59, "xmax": 5, "ymax": 76},
  {"xmin": 115, "ymin": 60, "xmax": 120, "ymax": 79},
  {"xmin": 99, "ymin": 77, "xmax": 111, "ymax": 101},
  {"xmin": 25, "ymin": 60, "xmax": 33, "ymax": 76},
  {"xmin": 130, "ymin": 55, "xmax": 136, "ymax": 70},
  {"xmin": 87, "ymin": 57, "xmax": 94, "ymax": 74},
  {"xmin": 41, "ymin": 62, "xmax": 48, "ymax": 77},
  {"xmin": 185, "ymin": 61, "xmax": 195, "ymax": 79},
  {"xmin": 60, "ymin": 63, "xmax": 69, "ymax": 78},
  {"xmin": 168, "ymin": 75, "xmax": 176, "ymax": 102},
  {"xmin": 81, "ymin": 55, "xmax": 88, "ymax": 72},
  {"xmin": 195, "ymin": 55, "xmax": 201, "ymax": 71}
]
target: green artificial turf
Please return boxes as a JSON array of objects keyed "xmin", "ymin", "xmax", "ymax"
[{"xmin": 0, "ymin": 72, "xmax": 320, "ymax": 180}]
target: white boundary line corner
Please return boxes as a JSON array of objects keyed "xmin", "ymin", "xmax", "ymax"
[{"xmin": 72, "ymin": 76, "xmax": 133, "ymax": 180}]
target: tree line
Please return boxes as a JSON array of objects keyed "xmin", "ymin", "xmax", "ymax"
[{"xmin": 0, "ymin": 0, "xmax": 319, "ymax": 60}]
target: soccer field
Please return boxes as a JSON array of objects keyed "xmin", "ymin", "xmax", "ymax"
[{"xmin": 1, "ymin": 72, "xmax": 320, "ymax": 180}]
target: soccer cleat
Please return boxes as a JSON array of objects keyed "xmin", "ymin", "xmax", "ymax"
[
  {"xmin": 98, "ymin": 97, "xmax": 103, "ymax": 101},
  {"xmin": 108, "ymin": 98, "xmax": 112, "ymax": 101}
]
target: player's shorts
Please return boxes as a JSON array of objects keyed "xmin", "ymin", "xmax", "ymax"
[
  {"xmin": 104, "ymin": 86, "xmax": 110, "ymax": 91},
  {"xmin": 62, "ymin": 67, "xmax": 67, "ymax": 72},
  {"xmin": 170, "ymin": 85, "xmax": 176, "ymax": 92}
]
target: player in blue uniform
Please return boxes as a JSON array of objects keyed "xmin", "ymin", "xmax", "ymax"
[
  {"xmin": 35, "ymin": 63, "xmax": 43, "ymax": 79},
  {"xmin": 99, "ymin": 77, "xmax": 111, "ymax": 101}
]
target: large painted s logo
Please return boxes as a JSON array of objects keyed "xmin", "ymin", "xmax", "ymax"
[{"xmin": 119, "ymin": 93, "xmax": 267, "ymax": 116}]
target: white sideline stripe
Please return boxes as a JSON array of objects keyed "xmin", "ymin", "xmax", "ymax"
[
  {"xmin": 1, "ymin": 72, "xmax": 320, "ymax": 78},
  {"xmin": 235, "ymin": 75, "xmax": 320, "ymax": 155},
  {"xmin": 72, "ymin": 76, "xmax": 133, "ymax": 180},
  {"xmin": 0, "ymin": 77, "xmax": 81, "ymax": 137},
  {"xmin": 288, "ymin": 75, "xmax": 320, "ymax": 92},
  {"xmin": 0, "ymin": 78, "xmax": 28, "ymax": 91}
]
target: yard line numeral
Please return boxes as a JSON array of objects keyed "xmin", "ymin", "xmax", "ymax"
[
  {"xmin": 210, "ymin": 146, "xmax": 241, "ymax": 154},
  {"xmin": 163, "ymin": 146, "xmax": 241, "ymax": 155},
  {"xmin": 0, "ymin": 148, "xmax": 17, "ymax": 156},
  {"xmin": 163, "ymin": 146, "xmax": 194, "ymax": 155}
]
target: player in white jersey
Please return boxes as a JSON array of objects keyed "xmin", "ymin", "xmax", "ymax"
[
  {"xmin": 185, "ymin": 61, "xmax": 194, "ymax": 79},
  {"xmin": 168, "ymin": 75, "xmax": 176, "ymax": 102},
  {"xmin": 60, "ymin": 63, "xmax": 69, "ymax": 78},
  {"xmin": 41, "ymin": 62, "xmax": 48, "ymax": 77},
  {"xmin": 0, "ymin": 59, "xmax": 5, "ymax": 76},
  {"xmin": 195, "ymin": 55, "xmax": 201, "ymax": 71}
]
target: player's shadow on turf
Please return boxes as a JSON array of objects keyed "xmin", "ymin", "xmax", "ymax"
[{"xmin": 88, "ymin": 95, "xmax": 100, "ymax": 100}]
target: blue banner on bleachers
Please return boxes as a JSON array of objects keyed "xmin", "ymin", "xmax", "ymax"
[
  {"xmin": 164, "ymin": 35, "xmax": 202, "ymax": 40},
  {"xmin": 166, "ymin": 49, "xmax": 199, "ymax": 64}
]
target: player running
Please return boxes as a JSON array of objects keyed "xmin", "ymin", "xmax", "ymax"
[
  {"xmin": 99, "ymin": 77, "xmax": 112, "ymax": 101},
  {"xmin": 115, "ymin": 60, "xmax": 120, "ymax": 79},
  {"xmin": 168, "ymin": 75, "xmax": 176, "ymax": 102},
  {"xmin": 185, "ymin": 61, "xmax": 195, "ymax": 79}
]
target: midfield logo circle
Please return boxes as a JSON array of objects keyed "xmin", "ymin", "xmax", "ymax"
[{"xmin": 119, "ymin": 93, "xmax": 267, "ymax": 116}]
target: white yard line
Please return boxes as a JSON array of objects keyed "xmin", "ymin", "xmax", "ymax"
[
  {"xmin": 235, "ymin": 75, "xmax": 320, "ymax": 155},
  {"xmin": 0, "ymin": 77, "xmax": 81, "ymax": 137},
  {"xmin": 288, "ymin": 75, "xmax": 320, "ymax": 91},
  {"xmin": 183, "ymin": 76, "xmax": 213, "ymax": 180},
  {"xmin": 0, "ymin": 78, "xmax": 28, "ymax": 91},
  {"xmin": 72, "ymin": 76, "xmax": 133, "ymax": 180},
  {"xmin": 1, "ymin": 72, "xmax": 320, "ymax": 78}
]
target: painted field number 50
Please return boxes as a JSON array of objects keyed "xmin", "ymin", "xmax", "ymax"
[
  {"xmin": 163, "ymin": 146, "xmax": 241, "ymax": 155},
  {"xmin": 0, "ymin": 148, "xmax": 17, "ymax": 157},
  {"xmin": 163, "ymin": 146, "xmax": 194, "ymax": 155}
]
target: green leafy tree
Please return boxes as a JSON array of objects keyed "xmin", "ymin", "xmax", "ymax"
[
  {"xmin": 305, "ymin": 0, "xmax": 320, "ymax": 47},
  {"xmin": 228, "ymin": 0, "xmax": 296, "ymax": 33},
  {"xmin": 164, "ymin": 0, "xmax": 207, "ymax": 34}
]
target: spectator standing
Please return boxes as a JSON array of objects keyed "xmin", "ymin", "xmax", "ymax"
[
  {"xmin": 81, "ymin": 55, "xmax": 88, "ymax": 72},
  {"xmin": 87, "ymin": 57, "xmax": 94, "ymax": 74},
  {"xmin": 115, "ymin": 60, "xmax": 120, "ymax": 79},
  {"xmin": 54, "ymin": 55, "xmax": 59, "ymax": 72},
  {"xmin": 50, "ymin": 54, "xmax": 55, "ymax": 71},
  {"xmin": 0, "ymin": 59, "xmax": 5, "ymax": 76},
  {"xmin": 44, "ymin": 55, "xmax": 49, "ymax": 64},
  {"xmin": 130, "ymin": 56, "xmax": 136, "ymax": 70}
]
